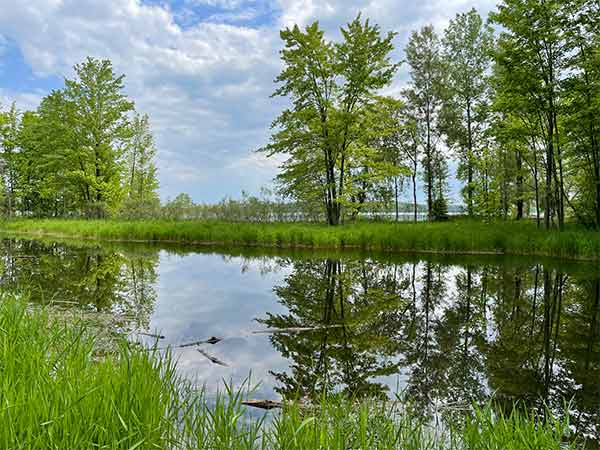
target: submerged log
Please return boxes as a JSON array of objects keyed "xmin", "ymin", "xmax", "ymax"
[
  {"xmin": 242, "ymin": 400, "xmax": 283, "ymax": 410},
  {"xmin": 252, "ymin": 325, "xmax": 343, "ymax": 334},
  {"xmin": 179, "ymin": 336, "xmax": 221, "ymax": 348},
  {"xmin": 197, "ymin": 349, "xmax": 228, "ymax": 366},
  {"xmin": 137, "ymin": 331, "xmax": 165, "ymax": 339}
]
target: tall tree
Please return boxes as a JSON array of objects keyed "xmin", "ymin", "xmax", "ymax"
[
  {"xmin": 263, "ymin": 16, "xmax": 398, "ymax": 225},
  {"xmin": 0, "ymin": 103, "xmax": 20, "ymax": 217},
  {"xmin": 491, "ymin": 0, "xmax": 567, "ymax": 229},
  {"xmin": 562, "ymin": 0, "xmax": 600, "ymax": 227},
  {"xmin": 404, "ymin": 25, "xmax": 446, "ymax": 219},
  {"xmin": 63, "ymin": 57, "xmax": 134, "ymax": 218},
  {"xmin": 121, "ymin": 113, "xmax": 160, "ymax": 218},
  {"xmin": 442, "ymin": 9, "xmax": 494, "ymax": 216}
]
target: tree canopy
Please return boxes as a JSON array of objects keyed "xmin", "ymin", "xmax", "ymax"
[{"xmin": 0, "ymin": 57, "xmax": 159, "ymax": 218}]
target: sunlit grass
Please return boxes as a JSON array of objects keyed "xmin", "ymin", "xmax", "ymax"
[
  {"xmin": 0, "ymin": 295, "xmax": 584, "ymax": 449},
  {"xmin": 1, "ymin": 218, "xmax": 600, "ymax": 260}
]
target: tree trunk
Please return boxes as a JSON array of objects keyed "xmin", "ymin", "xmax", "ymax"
[
  {"xmin": 516, "ymin": 149, "xmax": 524, "ymax": 220},
  {"xmin": 425, "ymin": 105, "xmax": 433, "ymax": 220},
  {"xmin": 553, "ymin": 110, "xmax": 565, "ymax": 230},
  {"xmin": 545, "ymin": 114, "xmax": 554, "ymax": 230},
  {"xmin": 466, "ymin": 101, "xmax": 474, "ymax": 216},
  {"xmin": 412, "ymin": 165, "xmax": 418, "ymax": 223},
  {"xmin": 394, "ymin": 177, "xmax": 399, "ymax": 221},
  {"xmin": 533, "ymin": 148, "xmax": 541, "ymax": 228}
]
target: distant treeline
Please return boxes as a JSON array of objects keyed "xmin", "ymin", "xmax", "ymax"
[{"xmin": 160, "ymin": 189, "xmax": 459, "ymax": 222}]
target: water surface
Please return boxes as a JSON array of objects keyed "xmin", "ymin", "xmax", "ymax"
[{"xmin": 1, "ymin": 237, "xmax": 598, "ymax": 442}]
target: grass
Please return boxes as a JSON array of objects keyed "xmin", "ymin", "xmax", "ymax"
[
  {"xmin": 1, "ymin": 218, "xmax": 600, "ymax": 261},
  {"xmin": 0, "ymin": 295, "xmax": 584, "ymax": 449}
]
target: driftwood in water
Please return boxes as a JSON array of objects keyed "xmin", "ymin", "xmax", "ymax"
[
  {"xmin": 252, "ymin": 325, "xmax": 343, "ymax": 335},
  {"xmin": 197, "ymin": 349, "xmax": 228, "ymax": 366},
  {"xmin": 242, "ymin": 400, "xmax": 283, "ymax": 410},
  {"xmin": 179, "ymin": 336, "xmax": 221, "ymax": 348},
  {"xmin": 137, "ymin": 331, "xmax": 165, "ymax": 339}
]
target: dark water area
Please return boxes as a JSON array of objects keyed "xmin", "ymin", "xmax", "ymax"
[{"xmin": 1, "ymin": 237, "xmax": 599, "ymax": 443}]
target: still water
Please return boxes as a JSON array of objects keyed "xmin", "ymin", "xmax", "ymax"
[{"xmin": 1, "ymin": 238, "xmax": 599, "ymax": 441}]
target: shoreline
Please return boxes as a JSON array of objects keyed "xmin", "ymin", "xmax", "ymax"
[{"xmin": 1, "ymin": 218, "xmax": 599, "ymax": 262}]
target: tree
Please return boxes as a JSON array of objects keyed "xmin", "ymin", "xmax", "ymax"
[
  {"xmin": 346, "ymin": 96, "xmax": 409, "ymax": 219},
  {"xmin": 0, "ymin": 103, "xmax": 20, "ymax": 217},
  {"xmin": 17, "ymin": 92, "xmax": 82, "ymax": 217},
  {"xmin": 121, "ymin": 113, "xmax": 160, "ymax": 218},
  {"xmin": 561, "ymin": 0, "xmax": 600, "ymax": 227},
  {"xmin": 263, "ymin": 16, "xmax": 398, "ymax": 225},
  {"xmin": 491, "ymin": 0, "xmax": 567, "ymax": 229},
  {"xmin": 63, "ymin": 57, "xmax": 134, "ymax": 218},
  {"xmin": 162, "ymin": 193, "xmax": 195, "ymax": 219},
  {"xmin": 403, "ymin": 26, "xmax": 447, "ymax": 219},
  {"xmin": 442, "ymin": 9, "xmax": 494, "ymax": 216}
]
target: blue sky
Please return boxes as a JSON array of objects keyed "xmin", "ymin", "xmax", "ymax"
[{"xmin": 0, "ymin": 0, "xmax": 496, "ymax": 203}]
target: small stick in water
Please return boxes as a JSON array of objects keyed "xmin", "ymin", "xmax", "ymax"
[{"xmin": 138, "ymin": 331, "xmax": 166, "ymax": 339}]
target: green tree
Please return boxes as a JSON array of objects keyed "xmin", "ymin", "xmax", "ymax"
[
  {"xmin": 491, "ymin": 0, "xmax": 567, "ymax": 229},
  {"xmin": 345, "ymin": 96, "xmax": 409, "ymax": 219},
  {"xmin": 403, "ymin": 25, "xmax": 447, "ymax": 219},
  {"xmin": 0, "ymin": 103, "xmax": 21, "ymax": 217},
  {"xmin": 63, "ymin": 57, "xmax": 134, "ymax": 217},
  {"xmin": 121, "ymin": 113, "xmax": 160, "ymax": 218},
  {"xmin": 441, "ymin": 9, "xmax": 494, "ymax": 216},
  {"xmin": 263, "ymin": 16, "xmax": 398, "ymax": 225},
  {"xmin": 561, "ymin": 0, "xmax": 600, "ymax": 227},
  {"xmin": 13, "ymin": 58, "xmax": 138, "ymax": 219},
  {"xmin": 162, "ymin": 193, "xmax": 195, "ymax": 219}
]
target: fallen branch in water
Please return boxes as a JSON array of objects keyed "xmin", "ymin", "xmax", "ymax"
[
  {"xmin": 242, "ymin": 400, "xmax": 283, "ymax": 410},
  {"xmin": 179, "ymin": 336, "xmax": 221, "ymax": 348},
  {"xmin": 252, "ymin": 325, "xmax": 343, "ymax": 334},
  {"xmin": 137, "ymin": 331, "xmax": 165, "ymax": 339},
  {"xmin": 197, "ymin": 349, "xmax": 228, "ymax": 367}
]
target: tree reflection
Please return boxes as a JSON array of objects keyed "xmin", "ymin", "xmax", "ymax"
[
  {"xmin": 0, "ymin": 239, "xmax": 159, "ymax": 332},
  {"xmin": 259, "ymin": 256, "xmax": 600, "ymax": 440},
  {"xmin": 258, "ymin": 258, "xmax": 410, "ymax": 399}
]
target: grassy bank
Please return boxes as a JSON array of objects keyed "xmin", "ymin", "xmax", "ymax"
[
  {"xmin": 0, "ymin": 296, "xmax": 582, "ymax": 449},
  {"xmin": 2, "ymin": 218, "xmax": 600, "ymax": 260}
]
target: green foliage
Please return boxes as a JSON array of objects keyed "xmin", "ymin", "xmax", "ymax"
[
  {"xmin": 403, "ymin": 25, "xmax": 447, "ymax": 217},
  {"xmin": 431, "ymin": 197, "xmax": 449, "ymax": 221},
  {"xmin": 259, "ymin": 3, "xmax": 600, "ymax": 228},
  {"xmin": 0, "ymin": 102, "xmax": 20, "ymax": 217},
  {"xmin": 120, "ymin": 113, "xmax": 160, "ymax": 219},
  {"xmin": 441, "ymin": 9, "xmax": 494, "ymax": 216},
  {"xmin": 262, "ymin": 16, "xmax": 399, "ymax": 225},
  {"xmin": 62, "ymin": 57, "xmax": 134, "ymax": 217},
  {"xmin": 0, "ymin": 58, "xmax": 159, "ymax": 220}
]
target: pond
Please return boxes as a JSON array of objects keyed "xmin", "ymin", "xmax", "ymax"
[{"xmin": 1, "ymin": 237, "xmax": 599, "ymax": 443}]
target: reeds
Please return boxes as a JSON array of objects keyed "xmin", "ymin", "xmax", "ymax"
[
  {"xmin": 0, "ymin": 295, "xmax": 583, "ymax": 449},
  {"xmin": 2, "ymin": 218, "xmax": 600, "ymax": 260}
]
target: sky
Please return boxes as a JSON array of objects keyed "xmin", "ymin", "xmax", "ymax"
[{"xmin": 0, "ymin": 0, "xmax": 498, "ymax": 203}]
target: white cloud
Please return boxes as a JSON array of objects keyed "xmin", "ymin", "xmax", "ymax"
[
  {"xmin": 0, "ymin": 89, "xmax": 44, "ymax": 112},
  {"xmin": 0, "ymin": 0, "xmax": 496, "ymax": 202}
]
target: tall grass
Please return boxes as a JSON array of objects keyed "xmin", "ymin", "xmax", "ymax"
[
  {"xmin": 2, "ymin": 218, "xmax": 600, "ymax": 260},
  {"xmin": 0, "ymin": 295, "xmax": 182, "ymax": 449},
  {"xmin": 0, "ymin": 296, "xmax": 584, "ymax": 449}
]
